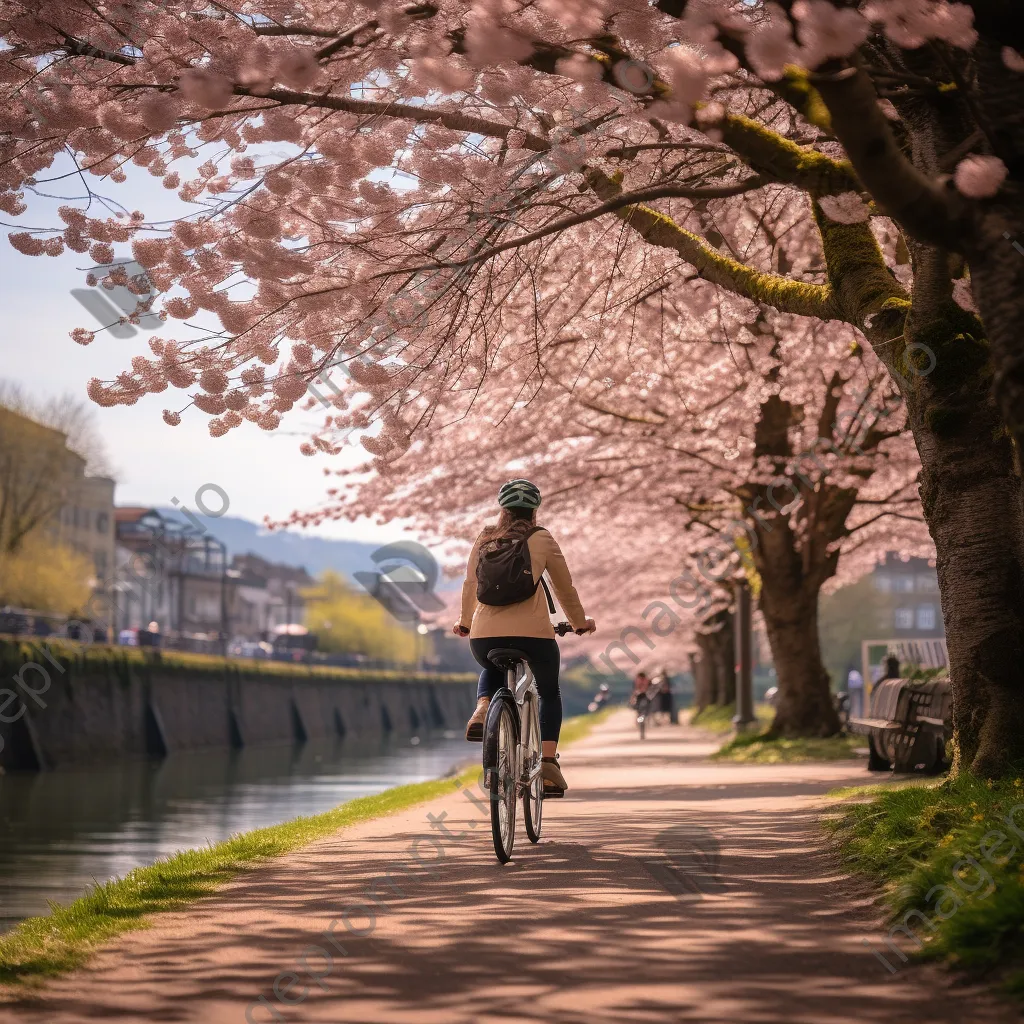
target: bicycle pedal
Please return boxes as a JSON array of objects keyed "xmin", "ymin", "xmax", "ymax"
[{"xmin": 543, "ymin": 787, "xmax": 566, "ymax": 799}]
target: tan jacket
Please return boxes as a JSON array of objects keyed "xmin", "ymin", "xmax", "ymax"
[{"xmin": 459, "ymin": 527, "xmax": 588, "ymax": 639}]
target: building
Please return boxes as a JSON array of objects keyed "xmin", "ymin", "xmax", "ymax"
[
  {"xmin": 230, "ymin": 553, "xmax": 314, "ymax": 640},
  {"xmin": 112, "ymin": 511, "xmax": 314, "ymax": 649},
  {"xmin": 114, "ymin": 507, "xmax": 233, "ymax": 649},
  {"xmin": 871, "ymin": 553, "xmax": 943, "ymax": 638},
  {"xmin": 0, "ymin": 405, "xmax": 115, "ymax": 619},
  {"xmin": 57, "ymin": 471, "xmax": 116, "ymax": 610}
]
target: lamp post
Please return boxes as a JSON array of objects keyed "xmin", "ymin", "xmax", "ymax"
[
  {"xmin": 732, "ymin": 578, "xmax": 756, "ymax": 732},
  {"xmin": 416, "ymin": 622, "xmax": 429, "ymax": 672}
]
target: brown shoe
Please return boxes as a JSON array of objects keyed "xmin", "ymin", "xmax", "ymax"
[
  {"xmin": 465, "ymin": 697, "xmax": 490, "ymax": 742},
  {"xmin": 542, "ymin": 755, "xmax": 567, "ymax": 797}
]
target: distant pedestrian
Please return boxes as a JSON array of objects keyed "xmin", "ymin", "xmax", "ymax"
[
  {"xmin": 881, "ymin": 653, "xmax": 901, "ymax": 680},
  {"xmin": 654, "ymin": 668, "xmax": 675, "ymax": 723},
  {"xmin": 846, "ymin": 667, "xmax": 864, "ymax": 718}
]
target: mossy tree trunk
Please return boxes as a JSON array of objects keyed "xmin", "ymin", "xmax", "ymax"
[{"xmin": 896, "ymin": 250, "xmax": 1024, "ymax": 776}]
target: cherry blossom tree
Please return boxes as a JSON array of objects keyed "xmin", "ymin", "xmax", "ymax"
[
  {"xmin": 318, "ymin": 285, "xmax": 930, "ymax": 736},
  {"xmin": 1, "ymin": 0, "xmax": 1020, "ymax": 771}
]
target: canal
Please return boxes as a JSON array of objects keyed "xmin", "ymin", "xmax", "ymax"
[{"xmin": 0, "ymin": 731, "xmax": 472, "ymax": 932}]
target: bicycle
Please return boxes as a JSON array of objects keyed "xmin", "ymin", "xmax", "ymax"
[{"xmin": 482, "ymin": 621, "xmax": 577, "ymax": 864}]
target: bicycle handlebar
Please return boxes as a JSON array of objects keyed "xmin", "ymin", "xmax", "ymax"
[{"xmin": 554, "ymin": 621, "xmax": 588, "ymax": 637}]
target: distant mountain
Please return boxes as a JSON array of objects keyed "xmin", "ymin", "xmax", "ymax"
[{"xmin": 155, "ymin": 507, "xmax": 384, "ymax": 580}]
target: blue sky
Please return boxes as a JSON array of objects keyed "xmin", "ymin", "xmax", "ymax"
[{"xmin": 0, "ymin": 155, "xmax": 405, "ymax": 543}]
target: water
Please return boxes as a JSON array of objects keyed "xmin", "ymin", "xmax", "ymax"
[{"xmin": 0, "ymin": 732, "xmax": 473, "ymax": 932}]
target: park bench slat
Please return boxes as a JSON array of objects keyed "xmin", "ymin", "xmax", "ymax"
[{"xmin": 848, "ymin": 717, "xmax": 902, "ymax": 732}]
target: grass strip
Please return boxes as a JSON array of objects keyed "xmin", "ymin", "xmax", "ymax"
[
  {"xmin": 0, "ymin": 709, "xmax": 609, "ymax": 988},
  {"xmin": 0, "ymin": 635, "xmax": 475, "ymax": 685},
  {"xmin": 559, "ymin": 705, "xmax": 613, "ymax": 746},
  {"xmin": 689, "ymin": 702, "xmax": 774, "ymax": 735},
  {"xmin": 714, "ymin": 729, "xmax": 865, "ymax": 763},
  {"xmin": 825, "ymin": 772, "xmax": 1024, "ymax": 994}
]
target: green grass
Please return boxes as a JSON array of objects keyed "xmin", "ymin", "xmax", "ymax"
[
  {"xmin": 714, "ymin": 729, "xmax": 865, "ymax": 763},
  {"xmin": 0, "ymin": 710, "xmax": 608, "ymax": 989},
  {"xmin": 826, "ymin": 772, "xmax": 1024, "ymax": 992},
  {"xmin": 559, "ymin": 705, "xmax": 613, "ymax": 746},
  {"xmin": 0, "ymin": 635, "xmax": 475, "ymax": 685},
  {"xmin": 689, "ymin": 702, "xmax": 774, "ymax": 734}
]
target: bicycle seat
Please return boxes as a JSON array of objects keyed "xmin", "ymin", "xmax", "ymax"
[{"xmin": 487, "ymin": 648, "xmax": 529, "ymax": 672}]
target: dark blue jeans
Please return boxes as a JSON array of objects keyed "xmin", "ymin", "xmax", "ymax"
[{"xmin": 470, "ymin": 636, "xmax": 562, "ymax": 742}]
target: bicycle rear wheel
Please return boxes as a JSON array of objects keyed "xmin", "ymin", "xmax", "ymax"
[
  {"xmin": 488, "ymin": 701, "xmax": 518, "ymax": 863},
  {"xmin": 523, "ymin": 699, "xmax": 543, "ymax": 843}
]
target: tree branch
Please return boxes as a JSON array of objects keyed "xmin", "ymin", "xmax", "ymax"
[
  {"xmin": 812, "ymin": 61, "xmax": 965, "ymax": 251},
  {"xmin": 587, "ymin": 169, "xmax": 840, "ymax": 320}
]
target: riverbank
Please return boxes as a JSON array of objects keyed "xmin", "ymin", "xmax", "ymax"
[
  {"xmin": 0, "ymin": 707, "xmax": 613, "ymax": 990},
  {"xmin": 0, "ymin": 636, "xmax": 476, "ymax": 770}
]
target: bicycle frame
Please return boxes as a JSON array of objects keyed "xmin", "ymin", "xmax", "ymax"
[{"xmin": 503, "ymin": 661, "xmax": 543, "ymax": 794}]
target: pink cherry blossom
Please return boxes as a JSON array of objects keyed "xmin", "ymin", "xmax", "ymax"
[
  {"xmin": 818, "ymin": 192, "xmax": 871, "ymax": 224},
  {"xmin": 954, "ymin": 155, "xmax": 1008, "ymax": 198}
]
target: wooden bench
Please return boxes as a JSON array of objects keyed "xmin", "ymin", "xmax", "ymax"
[{"xmin": 849, "ymin": 678, "xmax": 950, "ymax": 772}]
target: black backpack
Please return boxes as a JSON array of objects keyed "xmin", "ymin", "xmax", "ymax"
[{"xmin": 476, "ymin": 526, "xmax": 555, "ymax": 610}]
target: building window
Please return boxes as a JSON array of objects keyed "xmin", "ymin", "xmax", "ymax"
[
  {"xmin": 916, "ymin": 604, "xmax": 937, "ymax": 630},
  {"xmin": 96, "ymin": 512, "xmax": 109, "ymax": 533},
  {"xmin": 915, "ymin": 573, "xmax": 938, "ymax": 593},
  {"xmin": 895, "ymin": 576, "xmax": 915, "ymax": 593},
  {"xmin": 874, "ymin": 574, "xmax": 892, "ymax": 593},
  {"xmin": 894, "ymin": 608, "xmax": 914, "ymax": 630}
]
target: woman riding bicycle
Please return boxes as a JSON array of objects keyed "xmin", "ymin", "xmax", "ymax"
[
  {"xmin": 453, "ymin": 479, "xmax": 596, "ymax": 797},
  {"xmin": 629, "ymin": 671, "xmax": 651, "ymax": 708}
]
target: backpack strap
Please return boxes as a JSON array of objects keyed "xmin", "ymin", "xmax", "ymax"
[
  {"xmin": 539, "ymin": 575, "xmax": 556, "ymax": 615},
  {"xmin": 524, "ymin": 527, "xmax": 556, "ymax": 613}
]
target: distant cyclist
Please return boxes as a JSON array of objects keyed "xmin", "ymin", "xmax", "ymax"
[
  {"xmin": 453, "ymin": 479, "xmax": 596, "ymax": 797},
  {"xmin": 629, "ymin": 670, "xmax": 652, "ymax": 707}
]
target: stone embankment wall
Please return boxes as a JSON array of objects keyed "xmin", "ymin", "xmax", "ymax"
[{"xmin": 0, "ymin": 640, "xmax": 476, "ymax": 771}]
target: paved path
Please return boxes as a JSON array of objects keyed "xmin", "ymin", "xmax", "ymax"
[{"xmin": 1, "ymin": 711, "xmax": 1015, "ymax": 1023}]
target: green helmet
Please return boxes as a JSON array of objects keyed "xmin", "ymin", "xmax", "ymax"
[{"xmin": 498, "ymin": 478, "xmax": 542, "ymax": 510}]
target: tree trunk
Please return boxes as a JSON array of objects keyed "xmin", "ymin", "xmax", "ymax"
[
  {"xmin": 759, "ymin": 579, "xmax": 840, "ymax": 737},
  {"xmin": 693, "ymin": 632, "xmax": 720, "ymax": 707},
  {"xmin": 690, "ymin": 651, "xmax": 712, "ymax": 711},
  {"xmin": 963, "ymin": 34, "xmax": 1024, "ymax": 463},
  {"xmin": 966, "ymin": 200, "xmax": 1024, "ymax": 466},
  {"xmin": 697, "ymin": 610, "xmax": 736, "ymax": 707},
  {"xmin": 911, "ymin": 389, "xmax": 1024, "ymax": 776},
  {"xmin": 878, "ymin": 241, "xmax": 1024, "ymax": 778},
  {"xmin": 744, "ymin": 394, "xmax": 843, "ymax": 739},
  {"xmin": 713, "ymin": 613, "xmax": 737, "ymax": 705}
]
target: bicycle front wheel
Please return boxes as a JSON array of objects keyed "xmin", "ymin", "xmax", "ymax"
[{"xmin": 488, "ymin": 701, "xmax": 518, "ymax": 863}]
